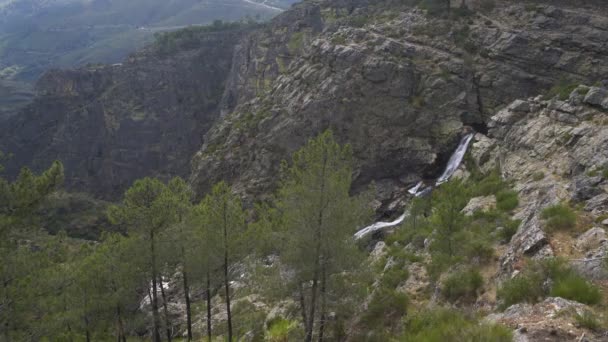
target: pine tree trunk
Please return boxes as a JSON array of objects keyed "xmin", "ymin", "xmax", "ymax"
[
  {"xmin": 84, "ymin": 315, "xmax": 91, "ymax": 342},
  {"xmin": 159, "ymin": 276, "xmax": 172, "ymax": 342},
  {"xmin": 84, "ymin": 291, "xmax": 91, "ymax": 342},
  {"xmin": 306, "ymin": 264, "xmax": 320, "ymax": 342},
  {"xmin": 64, "ymin": 292, "xmax": 74, "ymax": 342},
  {"xmin": 116, "ymin": 305, "xmax": 127, "ymax": 342},
  {"xmin": 206, "ymin": 273, "xmax": 212, "ymax": 342},
  {"xmin": 446, "ymin": 0, "xmax": 451, "ymax": 13},
  {"xmin": 150, "ymin": 230, "xmax": 162, "ymax": 342},
  {"xmin": 3, "ymin": 321, "xmax": 8, "ymax": 342},
  {"xmin": 317, "ymin": 264, "xmax": 327, "ymax": 342},
  {"xmin": 299, "ymin": 282, "xmax": 308, "ymax": 333},
  {"xmin": 223, "ymin": 201, "xmax": 233, "ymax": 342},
  {"xmin": 305, "ymin": 152, "xmax": 328, "ymax": 342},
  {"xmin": 183, "ymin": 270, "xmax": 193, "ymax": 341},
  {"xmin": 3, "ymin": 280, "xmax": 9, "ymax": 342}
]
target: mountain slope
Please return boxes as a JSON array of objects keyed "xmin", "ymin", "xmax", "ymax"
[
  {"xmin": 0, "ymin": 25, "xmax": 249, "ymax": 198},
  {"xmin": 189, "ymin": 0, "xmax": 608, "ymax": 203},
  {"xmin": 2, "ymin": 0, "xmax": 608, "ymax": 205}
]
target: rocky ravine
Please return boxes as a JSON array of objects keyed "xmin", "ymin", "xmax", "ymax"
[
  {"xmin": 0, "ymin": 28, "xmax": 246, "ymax": 199},
  {"xmin": 2, "ymin": 0, "xmax": 608, "ymax": 204}
]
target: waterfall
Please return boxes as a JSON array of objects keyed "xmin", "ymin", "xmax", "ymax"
[
  {"xmin": 353, "ymin": 212, "xmax": 409, "ymax": 240},
  {"xmin": 354, "ymin": 133, "xmax": 475, "ymax": 239},
  {"xmin": 435, "ymin": 133, "xmax": 474, "ymax": 185},
  {"xmin": 408, "ymin": 181, "xmax": 423, "ymax": 195}
]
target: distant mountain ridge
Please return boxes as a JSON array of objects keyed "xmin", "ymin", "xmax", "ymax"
[{"xmin": 0, "ymin": 0, "xmax": 299, "ymax": 116}]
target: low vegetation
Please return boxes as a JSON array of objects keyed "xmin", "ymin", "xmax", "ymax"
[
  {"xmin": 496, "ymin": 189, "xmax": 519, "ymax": 211},
  {"xmin": 498, "ymin": 258, "xmax": 602, "ymax": 309},
  {"xmin": 442, "ymin": 268, "xmax": 483, "ymax": 303},
  {"xmin": 587, "ymin": 163, "xmax": 608, "ymax": 179},
  {"xmin": 543, "ymin": 78, "xmax": 579, "ymax": 101},
  {"xmin": 541, "ymin": 203, "xmax": 577, "ymax": 232},
  {"xmin": 402, "ymin": 308, "xmax": 512, "ymax": 341},
  {"xmin": 574, "ymin": 310, "xmax": 603, "ymax": 331}
]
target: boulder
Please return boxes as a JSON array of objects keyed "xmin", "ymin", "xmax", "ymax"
[
  {"xmin": 500, "ymin": 210, "xmax": 552, "ymax": 278},
  {"xmin": 584, "ymin": 194, "xmax": 608, "ymax": 213},
  {"xmin": 370, "ymin": 241, "xmax": 387, "ymax": 264},
  {"xmin": 575, "ymin": 227, "xmax": 607, "ymax": 252},
  {"xmin": 583, "ymin": 87, "xmax": 608, "ymax": 110},
  {"xmin": 488, "ymin": 297, "xmax": 596, "ymax": 342},
  {"xmin": 571, "ymin": 238, "xmax": 608, "ymax": 281},
  {"xmin": 571, "ymin": 176, "xmax": 604, "ymax": 202},
  {"xmin": 508, "ymin": 99, "xmax": 531, "ymax": 113},
  {"xmin": 397, "ymin": 262, "xmax": 429, "ymax": 299},
  {"xmin": 461, "ymin": 195, "xmax": 497, "ymax": 216}
]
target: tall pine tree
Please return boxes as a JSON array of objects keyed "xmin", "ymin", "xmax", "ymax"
[{"xmin": 276, "ymin": 130, "xmax": 370, "ymax": 341}]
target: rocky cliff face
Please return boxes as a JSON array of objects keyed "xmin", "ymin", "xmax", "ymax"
[
  {"xmin": 473, "ymin": 86, "xmax": 608, "ymax": 277},
  {"xmin": 189, "ymin": 0, "xmax": 608, "ymax": 206},
  {"xmin": 0, "ymin": 29, "xmax": 245, "ymax": 198},
  {"xmin": 2, "ymin": 0, "xmax": 608, "ymax": 204},
  {"xmin": 465, "ymin": 86, "xmax": 608, "ymax": 340}
]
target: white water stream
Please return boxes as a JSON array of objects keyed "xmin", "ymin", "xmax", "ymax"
[{"xmin": 354, "ymin": 133, "xmax": 475, "ymax": 239}]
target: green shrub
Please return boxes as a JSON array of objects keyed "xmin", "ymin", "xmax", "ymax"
[
  {"xmin": 473, "ymin": 170, "xmax": 507, "ymax": 196},
  {"xmin": 576, "ymin": 86, "xmax": 591, "ymax": 96},
  {"xmin": 541, "ymin": 204, "xmax": 577, "ymax": 232},
  {"xmin": 551, "ymin": 274, "xmax": 602, "ymax": 305},
  {"xmin": 590, "ymin": 164, "xmax": 608, "ymax": 179},
  {"xmin": 402, "ymin": 308, "xmax": 512, "ymax": 341},
  {"xmin": 411, "ymin": 95, "xmax": 426, "ymax": 108},
  {"xmin": 362, "ymin": 288, "xmax": 409, "ymax": 329},
  {"xmin": 442, "ymin": 268, "xmax": 483, "ymax": 302},
  {"xmin": 288, "ymin": 31, "xmax": 305, "ymax": 53},
  {"xmin": 496, "ymin": 190, "xmax": 519, "ymax": 211},
  {"xmin": 465, "ymin": 239, "xmax": 495, "ymax": 263},
  {"xmin": 497, "ymin": 272, "xmax": 545, "ymax": 309},
  {"xmin": 498, "ymin": 258, "xmax": 602, "ymax": 308},
  {"xmin": 388, "ymin": 245, "xmax": 424, "ymax": 263},
  {"xmin": 543, "ymin": 79, "xmax": 579, "ymax": 101},
  {"xmin": 331, "ymin": 35, "xmax": 347, "ymax": 45},
  {"xmin": 350, "ymin": 15, "xmax": 370, "ymax": 28},
  {"xmin": 574, "ymin": 311, "xmax": 602, "ymax": 331},
  {"xmin": 532, "ymin": 171, "xmax": 545, "ymax": 181},
  {"xmin": 266, "ymin": 318, "xmax": 298, "ymax": 342},
  {"xmin": 383, "ymin": 267, "xmax": 410, "ymax": 289},
  {"xmin": 499, "ymin": 219, "xmax": 521, "ymax": 243}
]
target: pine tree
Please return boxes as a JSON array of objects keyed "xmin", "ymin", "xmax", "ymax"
[
  {"xmin": 189, "ymin": 199, "xmax": 222, "ymax": 341},
  {"xmin": 107, "ymin": 178, "xmax": 170, "ymax": 342},
  {"xmin": 276, "ymin": 130, "xmax": 370, "ymax": 341},
  {"xmin": 159, "ymin": 177, "xmax": 195, "ymax": 341},
  {"xmin": 0, "ymin": 160, "xmax": 64, "ymax": 340},
  {"xmin": 428, "ymin": 179, "xmax": 470, "ymax": 277},
  {"xmin": 197, "ymin": 182, "xmax": 246, "ymax": 342},
  {"xmin": 79, "ymin": 233, "xmax": 145, "ymax": 342}
]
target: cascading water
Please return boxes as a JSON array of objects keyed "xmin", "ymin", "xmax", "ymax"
[
  {"xmin": 353, "ymin": 212, "xmax": 409, "ymax": 240},
  {"xmin": 435, "ymin": 133, "xmax": 474, "ymax": 185},
  {"xmin": 354, "ymin": 133, "xmax": 475, "ymax": 239}
]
